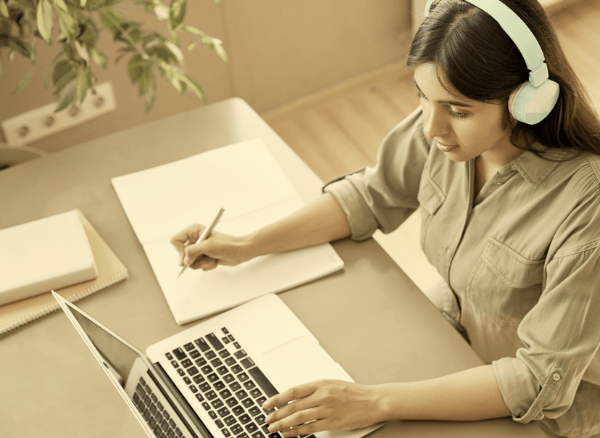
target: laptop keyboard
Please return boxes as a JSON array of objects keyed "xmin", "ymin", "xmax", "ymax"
[
  {"xmin": 133, "ymin": 375, "xmax": 186, "ymax": 438},
  {"xmin": 166, "ymin": 327, "xmax": 316, "ymax": 438}
]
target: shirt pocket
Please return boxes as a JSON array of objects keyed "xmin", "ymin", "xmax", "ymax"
[
  {"xmin": 466, "ymin": 238, "xmax": 544, "ymax": 323},
  {"xmin": 417, "ymin": 170, "xmax": 445, "ymax": 251}
]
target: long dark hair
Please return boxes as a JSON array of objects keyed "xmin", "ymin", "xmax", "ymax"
[{"xmin": 405, "ymin": 0, "xmax": 600, "ymax": 156}]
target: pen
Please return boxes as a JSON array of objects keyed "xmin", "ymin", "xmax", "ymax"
[{"xmin": 177, "ymin": 207, "xmax": 225, "ymax": 278}]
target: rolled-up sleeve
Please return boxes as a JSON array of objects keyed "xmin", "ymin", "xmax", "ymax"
[
  {"xmin": 492, "ymin": 176, "xmax": 600, "ymax": 424},
  {"xmin": 323, "ymin": 106, "xmax": 431, "ymax": 241}
]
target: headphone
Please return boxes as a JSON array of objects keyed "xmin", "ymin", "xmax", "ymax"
[{"xmin": 424, "ymin": 0, "xmax": 560, "ymax": 125}]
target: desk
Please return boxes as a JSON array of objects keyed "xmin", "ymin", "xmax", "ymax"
[{"xmin": 0, "ymin": 98, "xmax": 544, "ymax": 438}]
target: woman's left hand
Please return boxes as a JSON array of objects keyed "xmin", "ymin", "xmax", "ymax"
[{"xmin": 262, "ymin": 379, "xmax": 384, "ymax": 437}]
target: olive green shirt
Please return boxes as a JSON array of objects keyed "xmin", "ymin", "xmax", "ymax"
[{"xmin": 324, "ymin": 106, "xmax": 600, "ymax": 437}]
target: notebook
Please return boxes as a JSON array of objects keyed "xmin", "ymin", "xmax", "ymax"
[
  {"xmin": 0, "ymin": 209, "xmax": 98, "ymax": 306},
  {"xmin": 0, "ymin": 209, "xmax": 128, "ymax": 337},
  {"xmin": 53, "ymin": 291, "xmax": 382, "ymax": 438},
  {"xmin": 111, "ymin": 139, "xmax": 344, "ymax": 325}
]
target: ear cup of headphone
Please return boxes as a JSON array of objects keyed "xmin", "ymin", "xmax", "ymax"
[{"xmin": 508, "ymin": 79, "xmax": 560, "ymax": 125}]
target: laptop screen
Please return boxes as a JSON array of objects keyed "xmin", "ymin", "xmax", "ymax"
[{"xmin": 68, "ymin": 304, "xmax": 142, "ymax": 388}]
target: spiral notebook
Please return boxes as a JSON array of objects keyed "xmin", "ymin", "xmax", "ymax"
[{"xmin": 0, "ymin": 209, "xmax": 129, "ymax": 337}]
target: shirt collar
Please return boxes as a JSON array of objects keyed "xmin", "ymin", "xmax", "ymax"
[{"xmin": 502, "ymin": 144, "xmax": 570, "ymax": 188}]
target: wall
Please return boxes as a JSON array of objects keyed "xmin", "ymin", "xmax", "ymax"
[{"xmin": 0, "ymin": 0, "xmax": 411, "ymax": 154}]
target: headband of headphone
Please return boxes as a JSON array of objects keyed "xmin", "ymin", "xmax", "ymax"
[{"xmin": 424, "ymin": 0, "xmax": 559, "ymax": 125}]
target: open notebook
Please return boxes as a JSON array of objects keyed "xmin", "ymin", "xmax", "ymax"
[{"xmin": 111, "ymin": 139, "xmax": 344, "ymax": 325}]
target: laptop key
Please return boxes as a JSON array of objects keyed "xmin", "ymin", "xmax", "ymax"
[
  {"xmin": 248, "ymin": 367, "xmax": 279, "ymax": 398},
  {"xmin": 238, "ymin": 373, "xmax": 249, "ymax": 383},
  {"xmin": 223, "ymin": 337, "xmax": 231, "ymax": 344},
  {"xmin": 195, "ymin": 394, "xmax": 204, "ymax": 402},
  {"xmin": 244, "ymin": 381, "xmax": 256, "ymax": 390},
  {"xmin": 242, "ymin": 398, "xmax": 254, "ymax": 408},
  {"xmin": 225, "ymin": 357, "xmax": 237, "ymax": 366},
  {"xmin": 193, "ymin": 374, "xmax": 205, "ymax": 384},
  {"xmin": 230, "ymin": 424, "xmax": 243, "ymax": 435},
  {"xmin": 207, "ymin": 373, "xmax": 220, "ymax": 383},
  {"xmin": 209, "ymin": 410, "xmax": 218, "ymax": 419},
  {"xmin": 232, "ymin": 405, "xmax": 245, "ymax": 416},
  {"xmin": 177, "ymin": 369, "xmax": 185, "ymax": 376},
  {"xmin": 211, "ymin": 358, "xmax": 223, "ymax": 367},
  {"xmin": 226, "ymin": 397, "xmax": 239, "ymax": 408},
  {"xmin": 194, "ymin": 338, "xmax": 210, "ymax": 352},
  {"xmin": 241, "ymin": 358, "xmax": 254, "ymax": 369},
  {"xmin": 201, "ymin": 365, "xmax": 213, "ymax": 374},
  {"xmin": 212, "ymin": 399, "xmax": 224, "ymax": 409},
  {"xmin": 234, "ymin": 350, "xmax": 247, "ymax": 359},
  {"xmin": 250, "ymin": 389, "xmax": 262, "ymax": 399},
  {"xmin": 245, "ymin": 423, "xmax": 258, "ymax": 433},
  {"xmin": 222, "ymin": 327, "xmax": 229, "ymax": 334},
  {"xmin": 181, "ymin": 359, "xmax": 193, "ymax": 368},
  {"xmin": 218, "ymin": 407, "xmax": 230, "ymax": 418},
  {"xmin": 214, "ymin": 381, "xmax": 226, "ymax": 391},
  {"xmin": 219, "ymin": 350, "xmax": 231, "ymax": 359},
  {"xmin": 206, "ymin": 351, "xmax": 217, "ymax": 360},
  {"xmin": 248, "ymin": 407, "xmax": 260, "ymax": 417},
  {"xmin": 206, "ymin": 333, "xmax": 225, "ymax": 350},
  {"xmin": 239, "ymin": 414, "xmax": 251, "ymax": 425},
  {"xmin": 173, "ymin": 348, "xmax": 187, "ymax": 360},
  {"xmin": 184, "ymin": 342, "xmax": 195, "ymax": 351},
  {"xmin": 230, "ymin": 382, "xmax": 242, "ymax": 391},
  {"xmin": 187, "ymin": 366, "xmax": 199, "ymax": 376},
  {"xmin": 217, "ymin": 366, "xmax": 229, "ymax": 375},
  {"xmin": 255, "ymin": 415, "xmax": 265, "ymax": 425},
  {"xmin": 202, "ymin": 402, "xmax": 211, "ymax": 411},
  {"xmin": 199, "ymin": 383, "xmax": 211, "ymax": 392},
  {"xmin": 189, "ymin": 350, "xmax": 201, "ymax": 359},
  {"xmin": 224, "ymin": 415, "xmax": 237, "ymax": 426},
  {"xmin": 222, "ymin": 429, "xmax": 232, "ymax": 437},
  {"xmin": 235, "ymin": 389, "xmax": 248, "ymax": 400},
  {"xmin": 251, "ymin": 432, "xmax": 264, "ymax": 438},
  {"xmin": 224, "ymin": 374, "xmax": 235, "ymax": 385},
  {"xmin": 195, "ymin": 358, "xmax": 207, "ymax": 367},
  {"xmin": 206, "ymin": 390, "xmax": 217, "ymax": 400}
]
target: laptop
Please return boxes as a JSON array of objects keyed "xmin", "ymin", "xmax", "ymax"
[{"xmin": 53, "ymin": 291, "xmax": 382, "ymax": 438}]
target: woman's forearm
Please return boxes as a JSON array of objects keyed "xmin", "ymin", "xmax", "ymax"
[
  {"xmin": 377, "ymin": 365, "xmax": 512, "ymax": 422},
  {"xmin": 243, "ymin": 192, "xmax": 352, "ymax": 259}
]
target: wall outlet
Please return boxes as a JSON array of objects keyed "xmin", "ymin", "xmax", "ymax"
[{"xmin": 1, "ymin": 82, "xmax": 116, "ymax": 145}]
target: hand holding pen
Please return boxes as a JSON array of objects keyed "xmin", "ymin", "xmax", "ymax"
[{"xmin": 170, "ymin": 208, "xmax": 253, "ymax": 276}]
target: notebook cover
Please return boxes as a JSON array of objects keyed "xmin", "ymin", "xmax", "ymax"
[{"xmin": 0, "ymin": 209, "xmax": 128, "ymax": 337}]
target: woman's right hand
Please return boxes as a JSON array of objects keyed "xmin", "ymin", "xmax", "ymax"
[{"xmin": 170, "ymin": 223, "xmax": 253, "ymax": 271}]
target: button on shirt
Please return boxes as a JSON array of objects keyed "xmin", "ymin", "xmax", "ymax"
[{"xmin": 323, "ymin": 106, "xmax": 600, "ymax": 437}]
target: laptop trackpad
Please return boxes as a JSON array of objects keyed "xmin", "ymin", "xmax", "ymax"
[{"xmin": 261, "ymin": 336, "xmax": 341, "ymax": 394}]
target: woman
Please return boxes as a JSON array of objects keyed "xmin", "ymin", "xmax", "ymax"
[{"xmin": 170, "ymin": 0, "xmax": 600, "ymax": 436}]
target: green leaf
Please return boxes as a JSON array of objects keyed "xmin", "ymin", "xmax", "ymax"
[
  {"xmin": 55, "ymin": 0, "xmax": 79, "ymax": 42},
  {"xmin": 138, "ymin": 68, "xmax": 152, "ymax": 94},
  {"xmin": 181, "ymin": 25, "xmax": 206, "ymax": 36},
  {"xmin": 55, "ymin": 79, "xmax": 76, "ymax": 112},
  {"xmin": 127, "ymin": 52, "xmax": 147, "ymax": 83},
  {"xmin": 167, "ymin": 20, "xmax": 179, "ymax": 47},
  {"xmin": 7, "ymin": 37, "xmax": 32, "ymax": 58},
  {"xmin": 169, "ymin": 0, "xmax": 186, "ymax": 28},
  {"xmin": 80, "ymin": 0, "xmax": 87, "ymax": 7},
  {"xmin": 36, "ymin": 0, "xmax": 53, "ymax": 43},
  {"xmin": 75, "ymin": 70, "xmax": 90, "ymax": 102},
  {"xmin": 0, "ymin": 1, "xmax": 9, "ymax": 18},
  {"xmin": 13, "ymin": 69, "xmax": 33, "ymax": 93},
  {"xmin": 52, "ymin": 58, "xmax": 77, "ymax": 94},
  {"xmin": 90, "ymin": 48, "xmax": 107, "ymax": 67},
  {"xmin": 100, "ymin": 8, "xmax": 127, "ymax": 35}
]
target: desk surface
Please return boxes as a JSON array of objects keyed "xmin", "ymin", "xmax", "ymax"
[{"xmin": 0, "ymin": 98, "xmax": 544, "ymax": 438}]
